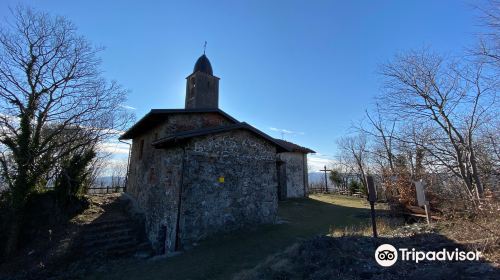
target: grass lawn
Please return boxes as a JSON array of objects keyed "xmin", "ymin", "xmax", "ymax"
[{"xmin": 87, "ymin": 194, "xmax": 375, "ymax": 280}]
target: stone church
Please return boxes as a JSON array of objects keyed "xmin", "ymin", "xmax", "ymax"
[{"xmin": 120, "ymin": 54, "xmax": 314, "ymax": 253}]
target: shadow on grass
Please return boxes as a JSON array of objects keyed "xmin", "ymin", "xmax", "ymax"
[{"xmin": 85, "ymin": 198, "xmax": 393, "ymax": 280}]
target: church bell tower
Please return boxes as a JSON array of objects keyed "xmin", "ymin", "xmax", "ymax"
[{"xmin": 185, "ymin": 54, "xmax": 220, "ymax": 109}]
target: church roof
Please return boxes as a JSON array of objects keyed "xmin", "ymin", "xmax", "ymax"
[
  {"xmin": 193, "ymin": 54, "xmax": 213, "ymax": 75},
  {"xmin": 151, "ymin": 122, "xmax": 292, "ymax": 153},
  {"xmin": 273, "ymin": 139, "xmax": 315, "ymax": 154},
  {"xmin": 119, "ymin": 108, "xmax": 238, "ymax": 140},
  {"xmin": 120, "ymin": 108, "xmax": 315, "ymax": 154}
]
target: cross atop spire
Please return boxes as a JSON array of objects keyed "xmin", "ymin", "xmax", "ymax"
[{"xmin": 203, "ymin": 41, "xmax": 207, "ymax": 55}]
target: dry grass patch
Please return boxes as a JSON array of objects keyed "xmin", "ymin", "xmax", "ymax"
[
  {"xmin": 330, "ymin": 217, "xmax": 406, "ymax": 237},
  {"xmin": 309, "ymin": 193, "xmax": 390, "ymax": 211},
  {"xmin": 438, "ymin": 201, "xmax": 500, "ymax": 265}
]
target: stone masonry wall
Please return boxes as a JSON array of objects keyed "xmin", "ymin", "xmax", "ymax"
[
  {"xmin": 180, "ymin": 130, "xmax": 278, "ymax": 247},
  {"xmin": 277, "ymin": 152, "xmax": 307, "ymax": 198},
  {"xmin": 303, "ymin": 154, "xmax": 309, "ymax": 196},
  {"xmin": 126, "ymin": 143, "xmax": 183, "ymax": 253},
  {"xmin": 126, "ymin": 114, "xmax": 279, "ymax": 253},
  {"xmin": 126, "ymin": 113, "xmax": 234, "ymax": 253},
  {"xmin": 160, "ymin": 113, "xmax": 232, "ymax": 135}
]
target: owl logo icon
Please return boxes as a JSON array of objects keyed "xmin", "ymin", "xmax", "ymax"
[{"xmin": 375, "ymin": 244, "xmax": 398, "ymax": 267}]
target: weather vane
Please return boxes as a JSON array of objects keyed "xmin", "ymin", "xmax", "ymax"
[{"xmin": 203, "ymin": 41, "xmax": 207, "ymax": 54}]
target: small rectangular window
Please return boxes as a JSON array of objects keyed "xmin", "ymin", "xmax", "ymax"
[{"xmin": 139, "ymin": 139, "xmax": 145, "ymax": 159}]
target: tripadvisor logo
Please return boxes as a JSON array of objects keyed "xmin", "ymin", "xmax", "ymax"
[
  {"xmin": 374, "ymin": 244, "xmax": 481, "ymax": 267},
  {"xmin": 375, "ymin": 244, "xmax": 398, "ymax": 267}
]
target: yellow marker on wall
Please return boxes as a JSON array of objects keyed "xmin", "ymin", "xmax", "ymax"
[{"xmin": 218, "ymin": 176, "xmax": 225, "ymax": 183}]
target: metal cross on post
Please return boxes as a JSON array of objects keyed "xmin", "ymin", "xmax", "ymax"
[
  {"xmin": 203, "ymin": 41, "xmax": 207, "ymax": 54},
  {"xmin": 319, "ymin": 165, "xmax": 332, "ymax": 193}
]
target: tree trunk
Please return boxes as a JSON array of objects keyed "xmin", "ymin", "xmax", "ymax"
[
  {"xmin": 5, "ymin": 114, "xmax": 32, "ymax": 256},
  {"xmin": 470, "ymin": 149, "xmax": 484, "ymax": 199},
  {"xmin": 4, "ymin": 207, "xmax": 24, "ymax": 256}
]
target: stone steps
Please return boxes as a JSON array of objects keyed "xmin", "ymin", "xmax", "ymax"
[
  {"xmin": 79, "ymin": 219, "xmax": 144, "ymax": 256},
  {"xmin": 82, "ymin": 234, "xmax": 136, "ymax": 249},
  {"xmin": 82, "ymin": 225, "xmax": 136, "ymax": 240},
  {"xmin": 88, "ymin": 239, "xmax": 139, "ymax": 256},
  {"xmin": 74, "ymin": 195, "xmax": 153, "ymax": 257},
  {"xmin": 83, "ymin": 219, "xmax": 132, "ymax": 231}
]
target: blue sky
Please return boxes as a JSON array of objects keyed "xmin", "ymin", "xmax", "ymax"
[{"xmin": 0, "ymin": 0, "xmax": 487, "ymax": 170}]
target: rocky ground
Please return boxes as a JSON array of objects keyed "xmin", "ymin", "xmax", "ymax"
[{"xmin": 233, "ymin": 223, "xmax": 500, "ymax": 280}]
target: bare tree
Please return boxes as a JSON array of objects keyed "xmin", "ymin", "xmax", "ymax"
[
  {"xmin": 110, "ymin": 160, "xmax": 127, "ymax": 189},
  {"xmin": 329, "ymin": 162, "xmax": 352, "ymax": 192},
  {"xmin": 379, "ymin": 49, "xmax": 498, "ymax": 201},
  {"xmin": 0, "ymin": 6, "xmax": 132, "ymax": 255},
  {"xmin": 336, "ymin": 133, "xmax": 370, "ymax": 191},
  {"xmin": 477, "ymin": 0, "xmax": 500, "ymax": 67},
  {"xmin": 360, "ymin": 104, "xmax": 397, "ymax": 174}
]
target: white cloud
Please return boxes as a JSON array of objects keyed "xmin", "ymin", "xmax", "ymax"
[
  {"xmin": 98, "ymin": 141, "xmax": 130, "ymax": 156},
  {"xmin": 106, "ymin": 128, "xmax": 127, "ymax": 135},
  {"xmin": 96, "ymin": 141, "xmax": 131, "ymax": 177},
  {"xmin": 269, "ymin": 127, "xmax": 305, "ymax": 136},
  {"xmin": 0, "ymin": 113, "xmax": 19, "ymax": 122},
  {"xmin": 119, "ymin": 104, "xmax": 136, "ymax": 110},
  {"xmin": 307, "ymin": 154, "xmax": 336, "ymax": 172}
]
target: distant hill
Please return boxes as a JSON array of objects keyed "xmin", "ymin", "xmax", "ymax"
[
  {"xmin": 94, "ymin": 176, "xmax": 125, "ymax": 187},
  {"xmin": 308, "ymin": 172, "xmax": 332, "ymax": 184}
]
